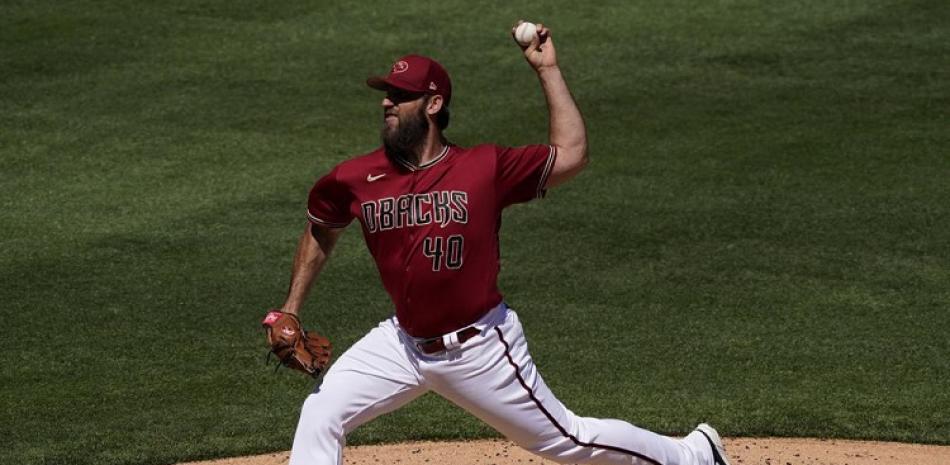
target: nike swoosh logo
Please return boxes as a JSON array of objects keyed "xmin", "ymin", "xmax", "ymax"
[{"xmin": 366, "ymin": 173, "xmax": 386, "ymax": 182}]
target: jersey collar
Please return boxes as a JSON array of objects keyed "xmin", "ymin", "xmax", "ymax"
[{"xmin": 392, "ymin": 145, "xmax": 451, "ymax": 171}]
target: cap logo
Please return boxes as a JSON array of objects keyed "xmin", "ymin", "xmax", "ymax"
[
  {"xmin": 392, "ymin": 61, "xmax": 409, "ymax": 74},
  {"xmin": 429, "ymin": 81, "xmax": 437, "ymax": 90}
]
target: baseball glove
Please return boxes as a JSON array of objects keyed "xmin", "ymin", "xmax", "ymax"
[{"xmin": 262, "ymin": 310, "xmax": 332, "ymax": 377}]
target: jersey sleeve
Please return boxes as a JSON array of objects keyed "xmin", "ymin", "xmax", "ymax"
[
  {"xmin": 307, "ymin": 166, "xmax": 354, "ymax": 228},
  {"xmin": 495, "ymin": 144, "xmax": 557, "ymax": 207}
]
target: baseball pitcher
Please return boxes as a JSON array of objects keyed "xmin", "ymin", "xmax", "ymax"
[{"xmin": 265, "ymin": 22, "xmax": 733, "ymax": 465}]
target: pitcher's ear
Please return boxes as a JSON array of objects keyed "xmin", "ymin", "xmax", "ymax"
[{"xmin": 426, "ymin": 94, "xmax": 444, "ymax": 116}]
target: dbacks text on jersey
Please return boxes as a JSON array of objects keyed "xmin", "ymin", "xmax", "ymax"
[{"xmin": 361, "ymin": 190, "xmax": 468, "ymax": 233}]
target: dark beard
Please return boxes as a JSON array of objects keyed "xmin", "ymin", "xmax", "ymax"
[{"xmin": 382, "ymin": 106, "xmax": 429, "ymax": 166}]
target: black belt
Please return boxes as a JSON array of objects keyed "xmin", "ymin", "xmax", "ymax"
[{"xmin": 416, "ymin": 326, "xmax": 481, "ymax": 354}]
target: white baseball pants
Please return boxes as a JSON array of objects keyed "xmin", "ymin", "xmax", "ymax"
[{"xmin": 289, "ymin": 304, "xmax": 715, "ymax": 465}]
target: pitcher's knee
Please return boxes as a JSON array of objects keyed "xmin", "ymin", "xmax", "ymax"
[
  {"xmin": 532, "ymin": 442, "xmax": 573, "ymax": 463},
  {"xmin": 521, "ymin": 435, "xmax": 594, "ymax": 464},
  {"xmin": 296, "ymin": 395, "xmax": 346, "ymax": 443},
  {"xmin": 517, "ymin": 419, "xmax": 630, "ymax": 465},
  {"xmin": 298, "ymin": 414, "xmax": 344, "ymax": 443}
]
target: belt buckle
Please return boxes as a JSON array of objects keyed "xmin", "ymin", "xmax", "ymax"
[
  {"xmin": 415, "ymin": 326, "xmax": 479, "ymax": 354},
  {"xmin": 415, "ymin": 335, "xmax": 442, "ymax": 354}
]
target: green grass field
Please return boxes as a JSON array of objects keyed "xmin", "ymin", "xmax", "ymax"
[{"xmin": 2, "ymin": 1, "xmax": 948, "ymax": 464}]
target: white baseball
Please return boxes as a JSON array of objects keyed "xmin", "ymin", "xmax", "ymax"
[{"xmin": 515, "ymin": 21, "xmax": 538, "ymax": 47}]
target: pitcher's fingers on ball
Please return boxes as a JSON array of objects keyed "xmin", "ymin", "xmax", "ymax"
[
  {"xmin": 538, "ymin": 24, "xmax": 551, "ymax": 42},
  {"xmin": 537, "ymin": 23, "xmax": 550, "ymax": 42}
]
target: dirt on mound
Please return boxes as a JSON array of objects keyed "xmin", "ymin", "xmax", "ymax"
[{"xmin": 180, "ymin": 437, "xmax": 950, "ymax": 465}]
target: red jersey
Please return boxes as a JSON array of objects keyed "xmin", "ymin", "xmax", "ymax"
[{"xmin": 307, "ymin": 143, "xmax": 556, "ymax": 338}]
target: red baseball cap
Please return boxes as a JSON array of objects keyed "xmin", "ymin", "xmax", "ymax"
[{"xmin": 367, "ymin": 54, "xmax": 452, "ymax": 105}]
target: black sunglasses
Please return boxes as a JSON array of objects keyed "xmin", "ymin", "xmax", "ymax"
[{"xmin": 386, "ymin": 88, "xmax": 426, "ymax": 104}]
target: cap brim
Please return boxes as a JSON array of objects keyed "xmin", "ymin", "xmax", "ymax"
[
  {"xmin": 366, "ymin": 76, "xmax": 391, "ymax": 91},
  {"xmin": 366, "ymin": 76, "xmax": 426, "ymax": 94}
]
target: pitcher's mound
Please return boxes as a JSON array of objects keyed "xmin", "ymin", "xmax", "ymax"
[{"xmin": 180, "ymin": 437, "xmax": 950, "ymax": 465}]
